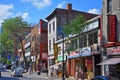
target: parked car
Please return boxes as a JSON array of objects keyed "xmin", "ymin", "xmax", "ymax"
[
  {"xmin": 92, "ymin": 76, "xmax": 108, "ymax": 80},
  {"xmin": 11, "ymin": 65, "xmax": 17, "ymax": 71},
  {"xmin": 92, "ymin": 76, "xmax": 119, "ymax": 80},
  {"xmin": 11, "ymin": 69, "xmax": 23, "ymax": 77},
  {"xmin": 16, "ymin": 66, "xmax": 26, "ymax": 73},
  {"xmin": 6, "ymin": 65, "xmax": 12, "ymax": 69}
]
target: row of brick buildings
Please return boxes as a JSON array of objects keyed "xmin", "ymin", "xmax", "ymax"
[{"xmin": 17, "ymin": 1, "xmax": 120, "ymax": 79}]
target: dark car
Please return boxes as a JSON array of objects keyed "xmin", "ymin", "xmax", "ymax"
[
  {"xmin": 92, "ymin": 76, "xmax": 108, "ymax": 80},
  {"xmin": 92, "ymin": 76, "xmax": 119, "ymax": 80}
]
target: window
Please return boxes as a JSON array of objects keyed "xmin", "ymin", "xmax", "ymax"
[
  {"xmin": 79, "ymin": 36, "xmax": 82, "ymax": 48},
  {"xmin": 83, "ymin": 35, "xmax": 87, "ymax": 47},
  {"xmin": 49, "ymin": 40, "xmax": 51, "ymax": 51},
  {"xmin": 93, "ymin": 32, "xmax": 98, "ymax": 44},
  {"xmin": 71, "ymin": 38, "xmax": 77, "ymax": 50},
  {"xmin": 88, "ymin": 33, "xmax": 93, "ymax": 46},
  {"xmin": 107, "ymin": 0, "xmax": 112, "ymax": 13},
  {"xmin": 88, "ymin": 31, "xmax": 98, "ymax": 46},
  {"xmin": 49, "ymin": 23, "xmax": 51, "ymax": 34},
  {"xmin": 53, "ymin": 21, "xmax": 55, "ymax": 31},
  {"xmin": 53, "ymin": 38, "xmax": 55, "ymax": 50}
]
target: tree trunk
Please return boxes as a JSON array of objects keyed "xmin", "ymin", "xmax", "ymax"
[{"xmin": 20, "ymin": 37, "xmax": 28, "ymax": 72}]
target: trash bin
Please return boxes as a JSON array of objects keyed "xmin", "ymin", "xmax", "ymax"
[{"xmin": 37, "ymin": 71, "xmax": 40, "ymax": 75}]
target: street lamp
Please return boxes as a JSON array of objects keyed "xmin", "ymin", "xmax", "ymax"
[{"xmin": 62, "ymin": 34, "xmax": 65, "ymax": 80}]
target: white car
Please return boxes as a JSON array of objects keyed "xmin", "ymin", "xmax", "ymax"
[
  {"xmin": 16, "ymin": 66, "xmax": 26, "ymax": 73},
  {"xmin": 11, "ymin": 69, "xmax": 23, "ymax": 77}
]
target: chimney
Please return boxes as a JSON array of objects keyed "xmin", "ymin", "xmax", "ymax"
[{"xmin": 67, "ymin": 3, "xmax": 72, "ymax": 10}]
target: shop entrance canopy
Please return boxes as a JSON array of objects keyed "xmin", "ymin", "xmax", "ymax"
[{"xmin": 97, "ymin": 58, "xmax": 120, "ymax": 65}]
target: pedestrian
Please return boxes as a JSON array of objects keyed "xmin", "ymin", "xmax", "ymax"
[
  {"xmin": 50, "ymin": 68, "xmax": 53, "ymax": 77},
  {"xmin": 29, "ymin": 65, "xmax": 33, "ymax": 74},
  {"xmin": 75, "ymin": 70, "xmax": 78, "ymax": 80},
  {"xmin": 55, "ymin": 69, "xmax": 58, "ymax": 77},
  {"xmin": 46, "ymin": 69, "xmax": 48, "ymax": 77}
]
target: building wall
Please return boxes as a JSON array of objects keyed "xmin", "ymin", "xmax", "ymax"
[{"xmin": 102, "ymin": 0, "xmax": 120, "ymax": 44}]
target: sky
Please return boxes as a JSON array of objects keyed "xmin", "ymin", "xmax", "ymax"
[{"xmin": 0, "ymin": 0, "xmax": 102, "ymax": 27}]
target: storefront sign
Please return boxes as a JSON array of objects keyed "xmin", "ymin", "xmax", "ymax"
[
  {"xmin": 42, "ymin": 53, "xmax": 47, "ymax": 59},
  {"xmin": 107, "ymin": 15, "xmax": 116, "ymax": 42},
  {"xmin": 107, "ymin": 46, "xmax": 120, "ymax": 55},
  {"xmin": 69, "ymin": 51, "xmax": 79, "ymax": 56},
  {"xmin": 81, "ymin": 47, "xmax": 91, "ymax": 55},
  {"xmin": 86, "ymin": 57, "xmax": 93, "ymax": 68},
  {"xmin": 58, "ymin": 55, "xmax": 66, "ymax": 61}
]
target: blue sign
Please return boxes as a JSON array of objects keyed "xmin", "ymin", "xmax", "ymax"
[{"xmin": 7, "ymin": 55, "xmax": 11, "ymax": 60}]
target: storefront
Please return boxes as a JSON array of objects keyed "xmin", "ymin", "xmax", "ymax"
[
  {"xmin": 67, "ymin": 47, "xmax": 95, "ymax": 79},
  {"xmin": 98, "ymin": 46, "xmax": 120, "ymax": 78}
]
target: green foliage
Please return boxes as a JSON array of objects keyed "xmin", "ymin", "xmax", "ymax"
[
  {"xmin": 0, "ymin": 16, "xmax": 29, "ymax": 55},
  {"xmin": 63, "ymin": 14, "xmax": 90, "ymax": 36}
]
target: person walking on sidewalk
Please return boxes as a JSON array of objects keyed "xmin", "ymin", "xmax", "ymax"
[
  {"xmin": 75, "ymin": 70, "xmax": 79, "ymax": 80},
  {"xmin": 55, "ymin": 69, "xmax": 58, "ymax": 77},
  {"xmin": 50, "ymin": 68, "xmax": 54, "ymax": 77},
  {"xmin": 46, "ymin": 69, "xmax": 48, "ymax": 77}
]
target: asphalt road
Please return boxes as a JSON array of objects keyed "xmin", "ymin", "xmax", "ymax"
[{"xmin": 0, "ymin": 69, "xmax": 48, "ymax": 80}]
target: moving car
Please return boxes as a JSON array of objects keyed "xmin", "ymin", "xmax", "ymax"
[{"xmin": 11, "ymin": 69, "xmax": 23, "ymax": 77}]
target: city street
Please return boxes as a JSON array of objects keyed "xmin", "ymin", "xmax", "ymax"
[
  {"xmin": 0, "ymin": 69, "xmax": 78, "ymax": 80},
  {"xmin": 0, "ymin": 69, "xmax": 48, "ymax": 80}
]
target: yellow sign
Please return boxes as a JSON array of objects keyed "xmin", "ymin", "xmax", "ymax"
[{"xmin": 54, "ymin": 43, "xmax": 58, "ymax": 58}]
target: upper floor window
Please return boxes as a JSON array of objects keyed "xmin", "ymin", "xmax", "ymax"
[
  {"xmin": 49, "ymin": 40, "xmax": 51, "ymax": 51},
  {"xmin": 71, "ymin": 38, "xmax": 78, "ymax": 50},
  {"xmin": 49, "ymin": 23, "xmax": 51, "ymax": 34},
  {"xmin": 53, "ymin": 38, "xmax": 55, "ymax": 50},
  {"xmin": 83, "ymin": 35, "xmax": 87, "ymax": 47},
  {"xmin": 88, "ymin": 31, "xmax": 98, "ymax": 46},
  {"xmin": 53, "ymin": 21, "xmax": 55, "ymax": 31},
  {"xmin": 107, "ymin": 0, "xmax": 112, "ymax": 13}
]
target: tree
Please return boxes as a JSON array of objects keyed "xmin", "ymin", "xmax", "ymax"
[
  {"xmin": 1, "ymin": 16, "xmax": 30, "ymax": 71},
  {"xmin": 63, "ymin": 14, "xmax": 90, "ymax": 51},
  {"xmin": 0, "ymin": 31, "xmax": 14, "ymax": 64},
  {"xmin": 63, "ymin": 14, "xmax": 92, "ymax": 80},
  {"xmin": 63, "ymin": 14, "xmax": 90, "ymax": 36}
]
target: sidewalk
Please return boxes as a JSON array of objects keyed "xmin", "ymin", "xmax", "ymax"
[{"xmin": 26, "ymin": 71, "xmax": 89, "ymax": 80}]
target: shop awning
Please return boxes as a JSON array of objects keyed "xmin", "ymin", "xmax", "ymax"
[{"xmin": 97, "ymin": 58, "xmax": 120, "ymax": 65}]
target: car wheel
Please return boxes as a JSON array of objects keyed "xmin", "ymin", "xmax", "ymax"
[{"xmin": 21, "ymin": 75, "xmax": 23, "ymax": 77}]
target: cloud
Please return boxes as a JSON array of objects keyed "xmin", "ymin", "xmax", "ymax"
[
  {"xmin": 88, "ymin": 8, "xmax": 100, "ymax": 14},
  {"xmin": 0, "ymin": 4, "xmax": 14, "ymax": 26},
  {"xmin": 21, "ymin": 0, "xmax": 52, "ymax": 9},
  {"xmin": 57, "ymin": 1, "xmax": 66, "ymax": 8},
  {"xmin": 22, "ymin": 12, "xmax": 29, "ymax": 19}
]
